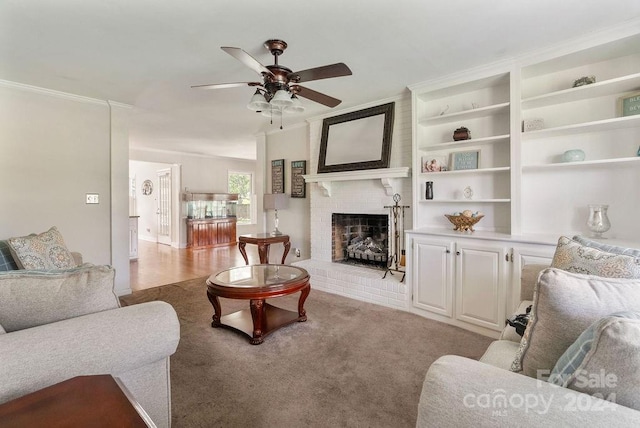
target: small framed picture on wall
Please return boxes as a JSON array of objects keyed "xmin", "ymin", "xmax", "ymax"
[
  {"xmin": 271, "ymin": 159, "xmax": 285, "ymax": 194},
  {"xmin": 290, "ymin": 160, "xmax": 307, "ymax": 198}
]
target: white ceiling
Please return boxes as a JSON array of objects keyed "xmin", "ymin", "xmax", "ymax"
[{"xmin": 2, "ymin": 1, "xmax": 640, "ymax": 160}]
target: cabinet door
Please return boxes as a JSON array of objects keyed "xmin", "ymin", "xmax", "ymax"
[
  {"xmin": 510, "ymin": 244, "xmax": 555, "ymax": 310},
  {"xmin": 455, "ymin": 241, "xmax": 506, "ymax": 331},
  {"xmin": 411, "ymin": 236, "xmax": 454, "ymax": 317}
]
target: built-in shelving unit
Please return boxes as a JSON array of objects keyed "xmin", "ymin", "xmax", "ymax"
[
  {"xmin": 411, "ymin": 72, "xmax": 512, "ymax": 234},
  {"xmin": 519, "ymin": 32, "xmax": 640, "ymax": 238},
  {"xmin": 405, "ymin": 22, "xmax": 640, "ymax": 339}
]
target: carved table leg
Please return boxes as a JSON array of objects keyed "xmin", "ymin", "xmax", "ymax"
[
  {"xmin": 297, "ymin": 284, "xmax": 311, "ymax": 322},
  {"xmin": 281, "ymin": 240, "xmax": 291, "ymax": 264},
  {"xmin": 257, "ymin": 243, "xmax": 271, "ymax": 264},
  {"xmin": 238, "ymin": 241, "xmax": 249, "ymax": 265},
  {"xmin": 207, "ymin": 291, "xmax": 222, "ymax": 328},
  {"xmin": 249, "ymin": 299, "xmax": 266, "ymax": 345}
]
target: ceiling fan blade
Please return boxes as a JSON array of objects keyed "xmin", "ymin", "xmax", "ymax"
[
  {"xmin": 294, "ymin": 85, "xmax": 342, "ymax": 108},
  {"xmin": 290, "ymin": 63, "xmax": 352, "ymax": 83},
  {"xmin": 221, "ymin": 47, "xmax": 274, "ymax": 77},
  {"xmin": 191, "ymin": 82, "xmax": 262, "ymax": 90}
]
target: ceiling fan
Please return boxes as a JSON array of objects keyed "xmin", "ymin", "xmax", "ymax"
[{"xmin": 191, "ymin": 39, "xmax": 352, "ymax": 115}]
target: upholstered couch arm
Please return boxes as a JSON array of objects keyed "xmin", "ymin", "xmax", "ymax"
[
  {"xmin": 417, "ymin": 355, "xmax": 640, "ymax": 427},
  {"xmin": 0, "ymin": 301, "xmax": 180, "ymax": 404}
]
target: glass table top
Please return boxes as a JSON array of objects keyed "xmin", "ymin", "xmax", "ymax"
[{"xmin": 211, "ymin": 264, "xmax": 307, "ymax": 288}]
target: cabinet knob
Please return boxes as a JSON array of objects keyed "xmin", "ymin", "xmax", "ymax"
[
  {"xmin": 446, "ymin": 249, "xmax": 451, "ymax": 254},
  {"xmin": 456, "ymin": 251, "xmax": 460, "ymax": 256}
]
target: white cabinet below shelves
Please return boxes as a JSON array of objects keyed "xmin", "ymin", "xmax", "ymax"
[
  {"xmin": 409, "ymin": 234, "xmax": 509, "ymax": 336},
  {"xmin": 408, "ymin": 232, "xmax": 556, "ymax": 337}
]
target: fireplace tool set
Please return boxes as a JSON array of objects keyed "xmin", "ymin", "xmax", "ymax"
[{"xmin": 383, "ymin": 193, "xmax": 410, "ymax": 282}]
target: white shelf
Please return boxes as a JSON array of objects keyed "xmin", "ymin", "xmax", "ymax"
[
  {"xmin": 420, "ymin": 199, "xmax": 511, "ymax": 203},
  {"xmin": 521, "ymin": 115, "xmax": 640, "ymax": 140},
  {"xmin": 420, "ymin": 166, "xmax": 510, "ymax": 176},
  {"xmin": 522, "ymin": 156, "xmax": 640, "ymax": 171},
  {"xmin": 419, "ymin": 134, "xmax": 510, "ymax": 151},
  {"xmin": 419, "ymin": 102, "xmax": 510, "ymax": 126},
  {"xmin": 522, "ymin": 72, "xmax": 640, "ymax": 110}
]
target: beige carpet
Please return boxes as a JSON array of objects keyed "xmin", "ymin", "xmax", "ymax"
[{"xmin": 121, "ymin": 277, "xmax": 492, "ymax": 427}]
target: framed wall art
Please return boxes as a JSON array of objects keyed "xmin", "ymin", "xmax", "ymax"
[
  {"xmin": 271, "ymin": 159, "xmax": 285, "ymax": 194},
  {"xmin": 317, "ymin": 102, "xmax": 395, "ymax": 173},
  {"xmin": 290, "ymin": 160, "xmax": 307, "ymax": 198}
]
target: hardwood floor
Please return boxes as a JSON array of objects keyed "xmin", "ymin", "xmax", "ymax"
[{"xmin": 129, "ymin": 240, "xmax": 252, "ymax": 292}]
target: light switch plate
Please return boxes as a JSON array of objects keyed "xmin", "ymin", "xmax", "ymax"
[{"xmin": 86, "ymin": 193, "xmax": 99, "ymax": 204}]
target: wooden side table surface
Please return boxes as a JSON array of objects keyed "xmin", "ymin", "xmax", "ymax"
[
  {"xmin": 238, "ymin": 233, "xmax": 290, "ymax": 265},
  {"xmin": 0, "ymin": 375, "xmax": 155, "ymax": 428}
]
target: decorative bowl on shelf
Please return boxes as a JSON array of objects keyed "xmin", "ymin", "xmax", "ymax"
[
  {"xmin": 444, "ymin": 213, "xmax": 484, "ymax": 232},
  {"xmin": 561, "ymin": 149, "xmax": 585, "ymax": 162}
]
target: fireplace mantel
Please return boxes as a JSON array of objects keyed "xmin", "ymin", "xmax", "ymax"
[{"xmin": 303, "ymin": 167, "xmax": 411, "ymax": 197}]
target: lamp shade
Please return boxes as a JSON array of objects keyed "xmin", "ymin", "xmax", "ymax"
[
  {"xmin": 270, "ymin": 89, "xmax": 293, "ymax": 107},
  {"xmin": 247, "ymin": 90, "xmax": 269, "ymax": 111},
  {"xmin": 284, "ymin": 94, "xmax": 305, "ymax": 113},
  {"xmin": 263, "ymin": 193, "xmax": 289, "ymax": 210}
]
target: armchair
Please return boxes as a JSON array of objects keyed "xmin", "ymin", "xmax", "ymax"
[{"xmin": 0, "ymin": 263, "xmax": 180, "ymax": 428}]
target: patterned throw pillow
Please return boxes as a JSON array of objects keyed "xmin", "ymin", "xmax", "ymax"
[
  {"xmin": 0, "ymin": 241, "xmax": 18, "ymax": 271},
  {"xmin": 7, "ymin": 227, "xmax": 77, "ymax": 270},
  {"xmin": 550, "ymin": 311, "xmax": 640, "ymax": 411},
  {"xmin": 551, "ymin": 236, "xmax": 640, "ymax": 279}
]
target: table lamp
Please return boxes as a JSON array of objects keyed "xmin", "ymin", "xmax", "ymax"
[{"xmin": 263, "ymin": 193, "xmax": 289, "ymax": 236}]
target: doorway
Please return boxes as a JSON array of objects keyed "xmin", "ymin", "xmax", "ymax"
[{"xmin": 157, "ymin": 168, "xmax": 172, "ymax": 246}]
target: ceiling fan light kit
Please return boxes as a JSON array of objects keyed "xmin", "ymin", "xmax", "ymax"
[
  {"xmin": 247, "ymin": 89, "xmax": 270, "ymax": 111},
  {"xmin": 193, "ymin": 39, "xmax": 352, "ymax": 122}
]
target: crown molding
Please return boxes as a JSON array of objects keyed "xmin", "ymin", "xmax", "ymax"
[
  {"xmin": 0, "ymin": 79, "xmax": 112, "ymax": 106},
  {"xmin": 130, "ymin": 145, "xmax": 256, "ymax": 162},
  {"xmin": 305, "ymin": 92, "xmax": 408, "ymax": 125}
]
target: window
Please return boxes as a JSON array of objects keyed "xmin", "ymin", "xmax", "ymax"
[{"xmin": 228, "ymin": 171, "xmax": 254, "ymax": 225}]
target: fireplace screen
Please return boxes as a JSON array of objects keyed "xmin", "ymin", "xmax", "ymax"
[{"xmin": 332, "ymin": 213, "xmax": 389, "ymax": 269}]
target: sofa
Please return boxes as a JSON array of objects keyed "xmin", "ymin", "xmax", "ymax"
[
  {"xmin": 0, "ymin": 234, "xmax": 180, "ymax": 428},
  {"xmin": 416, "ymin": 236, "xmax": 640, "ymax": 427}
]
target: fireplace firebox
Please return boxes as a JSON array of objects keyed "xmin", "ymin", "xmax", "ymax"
[{"xmin": 332, "ymin": 213, "xmax": 389, "ymax": 269}]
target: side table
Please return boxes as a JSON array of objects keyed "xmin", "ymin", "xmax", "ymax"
[
  {"xmin": 238, "ymin": 233, "xmax": 290, "ymax": 265},
  {"xmin": 0, "ymin": 375, "xmax": 155, "ymax": 427}
]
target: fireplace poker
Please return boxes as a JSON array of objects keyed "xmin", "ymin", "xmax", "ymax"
[{"xmin": 383, "ymin": 193, "xmax": 409, "ymax": 282}]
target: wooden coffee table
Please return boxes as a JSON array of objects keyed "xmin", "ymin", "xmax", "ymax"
[
  {"xmin": 206, "ymin": 264, "xmax": 310, "ymax": 345},
  {"xmin": 0, "ymin": 375, "xmax": 155, "ymax": 428}
]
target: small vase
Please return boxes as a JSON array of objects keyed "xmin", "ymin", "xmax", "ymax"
[
  {"xmin": 587, "ymin": 204, "xmax": 611, "ymax": 238},
  {"xmin": 425, "ymin": 181, "xmax": 433, "ymax": 200}
]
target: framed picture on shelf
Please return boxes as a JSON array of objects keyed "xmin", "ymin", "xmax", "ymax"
[
  {"xmin": 421, "ymin": 155, "xmax": 448, "ymax": 173},
  {"xmin": 450, "ymin": 150, "xmax": 480, "ymax": 171},
  {"xmin": 618, "ymin": 91, "xmax": 640, "ymax": 117}
]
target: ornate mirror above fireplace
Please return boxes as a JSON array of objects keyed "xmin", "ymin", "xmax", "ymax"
[{"xmin": 318, "ymin": 102, "xmax": 395, "ymax": 173}]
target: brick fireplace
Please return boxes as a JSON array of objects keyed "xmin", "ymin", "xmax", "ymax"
[{"xmin": 292, "ymin": 95, "xmax": 412, "ymax": 310}]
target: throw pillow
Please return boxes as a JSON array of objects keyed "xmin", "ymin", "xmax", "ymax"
[
  {"xmin": 0, "ymin": 263, "xmax": 119, "ymax": 332},
  {"xmin": 7, "ymin": 227, "xmax": 77, "ymax": 270},
  {"xmin": 572, "ymin": 235, "xmax": 640, "ymax": 259},
  {"xmin": 0, "ymin": 240, "xmax": 18, "ymax": 271},
  {"xmin": 511, "ymin": 268, "xmax": 640, "ymax": 378},
  {"xmin": 550, "ymin": 311, "xmax": 640, "ymax": 411},
  {"xmin": 551, "ymin": 236, "xmax": 640, "ymax": 279}
]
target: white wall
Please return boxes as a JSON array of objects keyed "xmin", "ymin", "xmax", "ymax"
[
  {"xmin": 0, "ymin": 81, "xmax": 131, "ymax": 295},
  {"xmin": 263, "ymin": 124, "xmax": 311, "ymax": 263},
  {"xmin": 129, "ymin": 148, "xmax": 259, "ymax": 246}
]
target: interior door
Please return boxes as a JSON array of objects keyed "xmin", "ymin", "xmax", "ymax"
[{"xmin": 157, "ymin": 169, "xmax": 172, "ymax": 246}]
